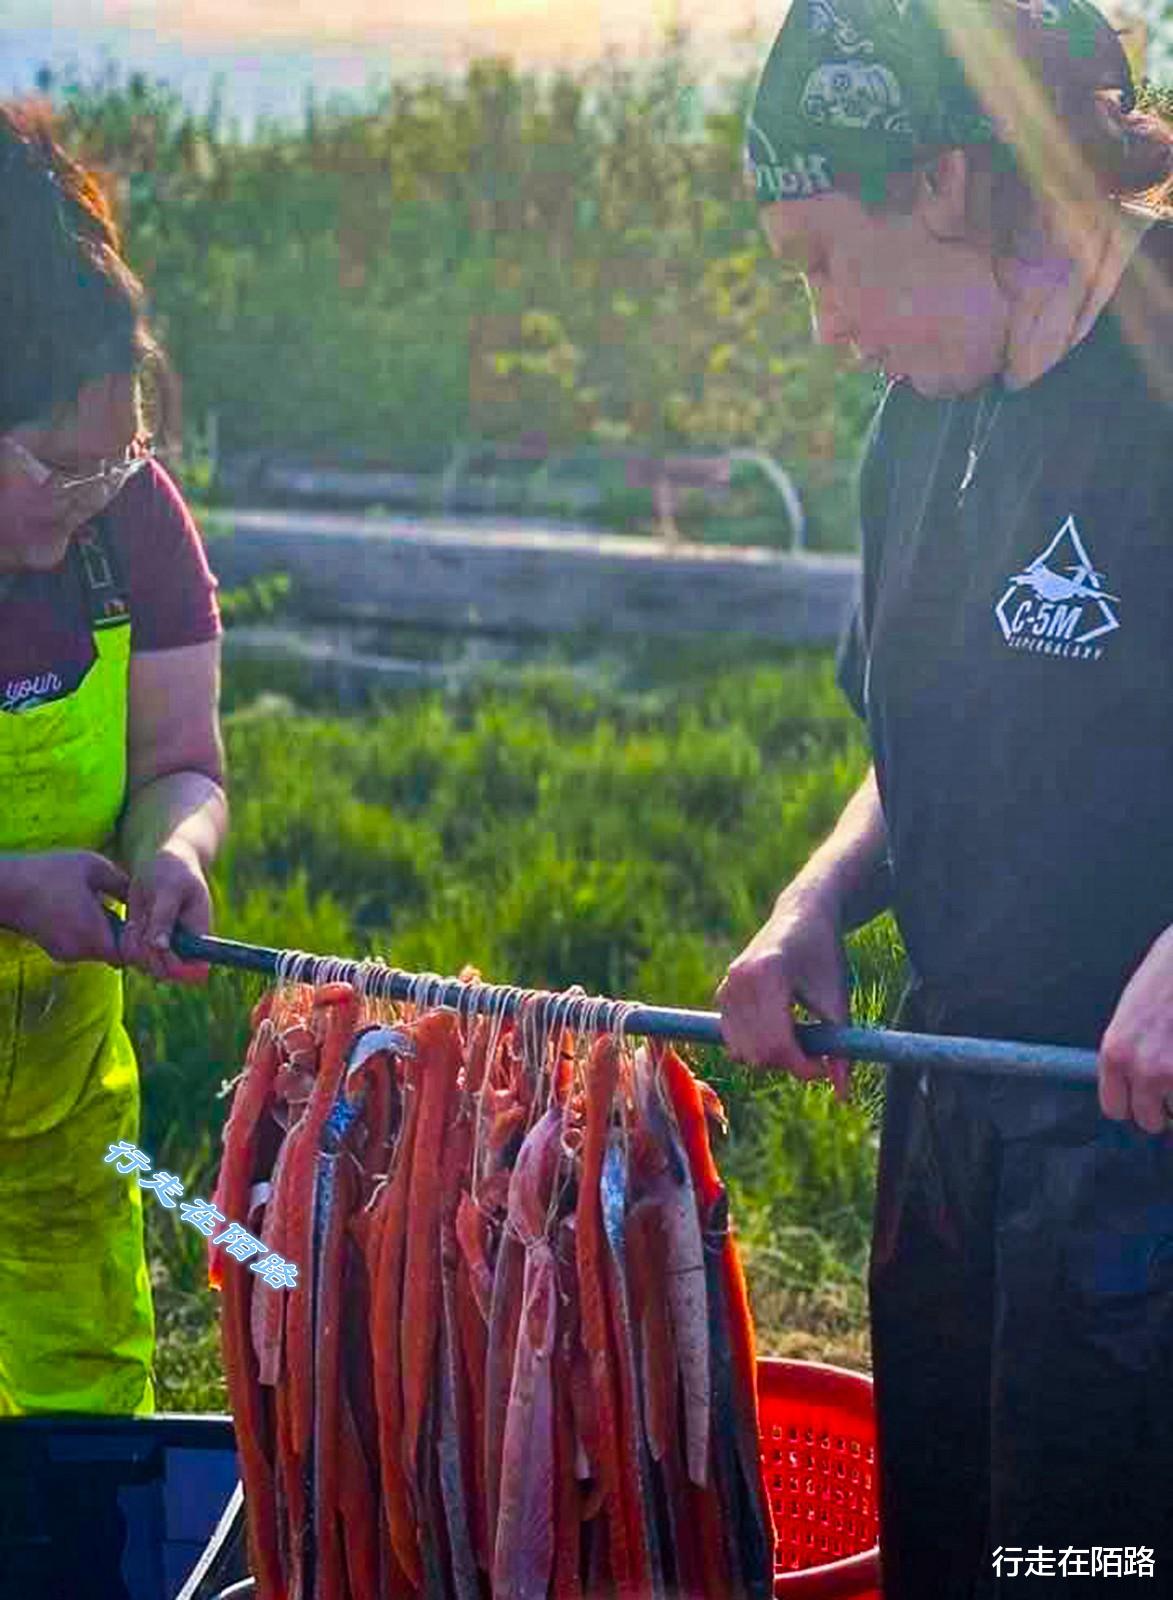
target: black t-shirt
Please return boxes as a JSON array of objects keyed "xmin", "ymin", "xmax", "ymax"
[{"xmin": 838, "ymin": 216, "xmax": 1173, "ymax": 1048}]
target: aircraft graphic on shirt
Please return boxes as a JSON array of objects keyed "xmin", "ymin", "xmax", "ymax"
[
  {"xmin": 994, "ymin": 515, "xmax": 1120, "ymax": 653},
  {"xmin": 1008, "ymin": 558, "xmax": 1120, "ymax": 607}
]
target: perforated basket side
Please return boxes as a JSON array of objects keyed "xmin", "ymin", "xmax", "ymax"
[{"xmin": 756, "ymin": 1358, "xmax": 882, "ymax": 1600}]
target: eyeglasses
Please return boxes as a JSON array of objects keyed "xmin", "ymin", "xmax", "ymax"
[{"xmin": 2, "ymin": 435, "xmax": 156, "ymax": 498}]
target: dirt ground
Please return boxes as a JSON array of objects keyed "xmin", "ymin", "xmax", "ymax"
[{"xmin": 753, "ymin": 1283, "xmax": 872, "ymax": 1376}]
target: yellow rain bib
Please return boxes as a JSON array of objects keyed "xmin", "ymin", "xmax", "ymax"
[{"xmin": 0, "ymin": 525, "xmax": 154, "ymax": 1416}]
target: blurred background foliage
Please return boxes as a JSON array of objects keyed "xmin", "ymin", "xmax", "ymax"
[
  {"xmin": 34, "ymin": 35, "xmax": 1173, "ymax": 554},
  {"xmin": 40, "ymin": 32, "xmax": 890, "ymax": 548}
]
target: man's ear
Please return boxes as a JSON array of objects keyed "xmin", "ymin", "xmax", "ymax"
[{"xmin": 918, "ymin": 149, "xmax": 970, "ymax": 241}]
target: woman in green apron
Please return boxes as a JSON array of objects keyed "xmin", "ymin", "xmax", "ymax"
[{"xmin": 0, "ymin": 100, "xmax": 227, "ymax": 1588}]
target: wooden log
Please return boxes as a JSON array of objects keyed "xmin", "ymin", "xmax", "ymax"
[
  {"xmin": 209, "ymin": 509, "xmax": 860, "ymax": 645},
  {"xmin": 259, "ymin": 465, "xmax": 435, "ymax": 505}
]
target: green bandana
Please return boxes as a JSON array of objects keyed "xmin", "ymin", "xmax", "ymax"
[{"xmin": 745, "ymin": 0, "xmax": 1135, "ymax": 207}]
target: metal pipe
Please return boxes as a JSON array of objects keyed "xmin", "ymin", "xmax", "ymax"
[
  {"xmin": 724, "ymin": 449, "xmax": 807, "ymax": 552},
  {"xmin": 124, "ymin": 918, "xmax": 1101, "ymax": 1086}
]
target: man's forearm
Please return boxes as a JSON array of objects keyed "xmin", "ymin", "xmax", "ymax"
[
  {"xmin": 118, "ymin": 771, "xmax": 228, "ymax": 877},
  {"xmin": 783, "ymin": 767, "xmax": 891, "ymax": 932}
]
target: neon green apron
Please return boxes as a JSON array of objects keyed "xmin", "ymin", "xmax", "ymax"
[{"xmin": 0, "ymin": 526, "xmax": 154, "ymax": 1416}]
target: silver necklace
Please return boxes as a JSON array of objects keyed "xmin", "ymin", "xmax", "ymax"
[
  {"xmin": 956, "ymin": 385, "xmax": 1004, "ymax": 509},
  {"xmin": 953, "ymin": 223, "xmax": 1116, "ymax": 509}
]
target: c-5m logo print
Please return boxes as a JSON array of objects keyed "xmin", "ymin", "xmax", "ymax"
[{"xmin": 994, "ymin": 516, "xmax": 1120, "ymax": 660}]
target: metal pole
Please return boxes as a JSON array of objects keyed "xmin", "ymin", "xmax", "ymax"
[{"xmin": 132, "ymin": 919, "xmax": 1101, "ymax": 1086}]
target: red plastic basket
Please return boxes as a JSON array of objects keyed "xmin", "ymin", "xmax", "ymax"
[{"xmin": 757, "ymin": 1357, "xmax": 882, "ymax": 1599}]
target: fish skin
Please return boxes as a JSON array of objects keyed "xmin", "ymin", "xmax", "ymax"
[
  {"xmin": 210, "ymin": 1016, "xmax": 280, "ymax": 1291},
  {"xmin": 456, "ymin": 1192, "xmax": 496, "ymax": 1322},
  {"xmin": 661, "ymin": 1045, "xmax": 775, "ymax": 1597},
  {"xmin": 438, "ymin": 1281, "xmax": 482, "ymax": 1600},
  {"xmin": 273, "ymin": 1131, "xmax": 312, "ymax": 1586},
  {"xmin": 368, "ymin": 1023, "xmax": 423, "ymax": 1589},
  {"xmin": 703, "ymin": 1219, "xmax": 775, "ymax": 1600},
  {"xmin": 253, "ymin": 1127, "xmax": 293, "ymax": 1389},
  {"xmin": 339, "ymin": 1214, "xmax": 384, "ymax": 1590},
  {"xmin": 338, "ymin": 1378, "xmax": 381, "ymax": 1600},
  {"xmin": 576, "ymin": 1035, "xmax": 635, "ymax": 1594},
  {"xmin": 438, "ymin": 1105, "xmax": 481, "ymax": 1600},
  {"xmin": 311, "ymin": 1143, "xmax": 345, "ymax": 1600},
  {"xmin": 211, "ymin": 1016, "xmax": 285, "ymax": 1597},
  {"xmin": 419, "ymin": 1370, "xmax": 455, "ymax": 1600},
  {"xmin": 623, "ymin": 1197, "xmax": 685, "ymax": 1594},
  {"xmin": 494, "ymin": 1238, "xmax": 557, "ymax": 1600},
  {"xmin": 340, "ymin": 1219, "xmax": 384, "ymax": 1582},
  {"xmin": 601, "ymin": 1135, "xmax": 659, "ymax": 1595},
  {"xmin": 552, "ymin": 1246, "xmax": 586, "ymax": 1600},
  {"xmin": 400, "ymin": 1011, "xmax": 465, "ymax": 1511},
  {"xmin": 220, "ymin": 1168, "xmax": 285, "ymax": 1599},
  {"xmin": 624, "ymin": 1198, "xmax": 677, "ymax": 1468},
  {"xmin": 464, "ymin": 1013, "xmax": 493, "ymax": 1095},
  {"xmin": 657, "ymin": 1433, "xmax": 705, "ymax": 1599},
  {"xmin": 558, "ymin": 1212, "xmax": 605, "ymax": 1527},
  {"xmin": 688, "ymin": 1470, "xmax": 731, "ymax": 1599},
  {"xmin": 704, "ymin": 1231, "xmax": 748, "ymax": 1598},
  {"xmin": 353, "ymin": 1040, "xmax": 398, "ymax": 1195},
  {"xmin": 706, "ymin": 1188, "xmax": 775, "ymax": 1598},
  {"xmin": 454, "ymin": 1251, "xmax": 491, "ymax": 1572},
  {"xmin": 231, "ymin": 999, "xmax": 769, "ymax": 1600},
  {"xmin": 282, "ymin": 988, "xmax": 362, "ymax": 1600},
  {"xmin": 655, "ymin": 1047, "xmax": 722, "ymax": 1213},
  {"xmin": 494, "ymin": 1109, "xmax": 563, "ymax": 1600},
  {"xmin": 648, "ymin": 1152, "xmax": 710, "ymax": 1489},
  {"xmin": 289, "ymin": 990, "xmax": 360, "ymax": 1460},
  {"xmin": 313, "ymin": 1116, "xmax": 364, "ymax": 1600},
  {"xmin": 484, "ymin": 1228, "xmax": 525, "ymax": 1565},
  {"xmin": 307, "ymin": 992, "xmax": 363, "ymax": 1600}
]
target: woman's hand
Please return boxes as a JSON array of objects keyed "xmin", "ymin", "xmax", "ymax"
[
  {"xmin": 715, "ymin": 886, "xmax": 853, "ymax": 1102},
  {"xmin": 1099, "ymin": 924, "xmax": 1173, "ymax": 1136},
  {"xmin": 0, "ymin": 850, "xmax": 128, "ymax": 965},
  {"xmin": 120, "ymin": 841, "xmax": 212, "ymax": 985}
]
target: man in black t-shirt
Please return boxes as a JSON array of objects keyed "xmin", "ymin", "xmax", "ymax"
[{"xmin": 719, "ymin": 2, "xmax": 1173, "ymax": 1596}]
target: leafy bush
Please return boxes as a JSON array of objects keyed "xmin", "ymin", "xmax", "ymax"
[{"xmin": 43, "ymin": 39, "xmax": 882, "ymax": 550}]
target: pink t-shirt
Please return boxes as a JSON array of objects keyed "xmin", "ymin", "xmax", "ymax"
[{"xmin": 0, "ymin": 460, "xmax": 221, "ymax": 714}]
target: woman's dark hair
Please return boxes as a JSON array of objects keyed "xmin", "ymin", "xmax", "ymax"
[
  {"xmin": 842, "ymin": 25, "xmax": 1173, "ymax": 255},
  {"xmin": 0, "ymin": 99, "xmax": 177, "ymax": 442}
]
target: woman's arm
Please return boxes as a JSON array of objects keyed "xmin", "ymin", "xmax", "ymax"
[
  {"xmin": 797, "ymin": 766, "xmax": 890, "ymax": 931},
  {"xmin": 117, "ymin": 638, "xmax": 228, "ymax": 982},
  {"xmin": 716, "ymin": 767, "xmax": 888, "ymax": 1092}
]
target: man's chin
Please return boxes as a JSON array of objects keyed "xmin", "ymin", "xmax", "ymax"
[{"xmin": 898, "ymin": 368, "xmax": 955, "ymax": 398}]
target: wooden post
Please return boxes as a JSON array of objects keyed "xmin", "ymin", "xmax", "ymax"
[
  {"xmin": 653, "ymin": 474, "xmax": 680, "ymax": 544},
  {"xmin": 626, "ymin": 453, "xmax": 732, "ymax": 546}
]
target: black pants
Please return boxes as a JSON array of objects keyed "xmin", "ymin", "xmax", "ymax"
[{"xmin": 870, "ymin": 1004, "xmax": 1173, "ymax": 1599}]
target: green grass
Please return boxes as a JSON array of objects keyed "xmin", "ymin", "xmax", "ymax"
[{"xmin": 133, "ymin": 650, "xmax": 906, "ymax": 1408}]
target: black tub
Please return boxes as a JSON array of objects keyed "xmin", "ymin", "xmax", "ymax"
[{"xmin": 0, "ymin": 1412, "xmax": 247, "ymax": 1600}]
